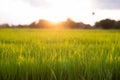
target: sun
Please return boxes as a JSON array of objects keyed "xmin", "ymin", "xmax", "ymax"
[{"xmin": 40, "ymin": 0, "xmax": 94, "ymax": 24}]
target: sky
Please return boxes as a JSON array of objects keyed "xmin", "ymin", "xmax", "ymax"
[{"xmin": 0, "ymin": 0, "xmax": 120, "ymax": 25}]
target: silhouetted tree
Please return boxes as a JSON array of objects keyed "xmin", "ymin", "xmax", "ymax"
[
  {"xmin": 84, "ymin": 24, "xmax": 92, "ymax": 29},
  {"xmin": 94, "ymin": 22, "xmax": 102, "ymax": 29},
  {"xmin": 0, "ymin": 19, "xmax": 92, "ymax": 29},
  {"xmin": 0, "ymin": 24, "xmax": 9, "ymax": 28},
  {"xmin": 115, "ymin": 21, "xmax": 120, "ymax": 29},
  {"xmin": 63, "ymin": 18, "xmax": 87, "ymax": 29},
  {"xmin": 65, "ymin": 18, "xmax": 76, "ymax": 28},
  {"xmin": 36, "ymin": 19, "xmax": 53, "ymax": 28},
  {"xmin": 28, "ymin": 22, "xmax": 37, "ymax": 28},
  {"xmin": 95, "ymin": 19, "xmax": 116, "ymax": 29}
]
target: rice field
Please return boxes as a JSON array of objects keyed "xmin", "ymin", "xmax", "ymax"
[{"xmin": 0, "ymin": 29, "xmax": 120, "ymax": 80}]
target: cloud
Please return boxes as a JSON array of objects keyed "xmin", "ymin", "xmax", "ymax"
[
  {"xmin": 93, "ymin": 0, "xmax": 120, "ymax": 9},
  {"xmin": 21, "ymin": 0, "xmax": 48, "ymax": 7}
]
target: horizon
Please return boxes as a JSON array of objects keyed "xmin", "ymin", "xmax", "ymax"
[{"xmin": 0, "ymin": 0, "xmax": 120, "ymax": 25}]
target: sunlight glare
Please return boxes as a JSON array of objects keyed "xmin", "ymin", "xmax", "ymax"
[{"xmin": 42, "ymin": 0, "xmax": 93, "ymax": 24}]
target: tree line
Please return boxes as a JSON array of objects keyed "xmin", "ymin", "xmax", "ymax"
[
  {"xmin": 0, "ymin": 18, "xmax": 120, "ymax": 29},
  {"xmin": 94, "ymin": 19, "xmax": 120, "ymax": 29}
]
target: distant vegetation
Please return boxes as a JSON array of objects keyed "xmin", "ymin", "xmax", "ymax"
[
  {"xmin": 0, "ymin": 18, "xmax": 120, "ymax": 29},
  {"xmin": 95, "ymin": 19, "xmax": 120, "ymax": 29}
]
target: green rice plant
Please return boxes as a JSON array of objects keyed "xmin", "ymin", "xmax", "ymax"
[{"xmin": 0, "ymin": 29, "xmax": 120, "ymax": 80}]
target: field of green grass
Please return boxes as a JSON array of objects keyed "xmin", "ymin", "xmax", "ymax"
[{"xmin": 0, "ymin": 29, "xmax": 120, "ymax": 80}]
